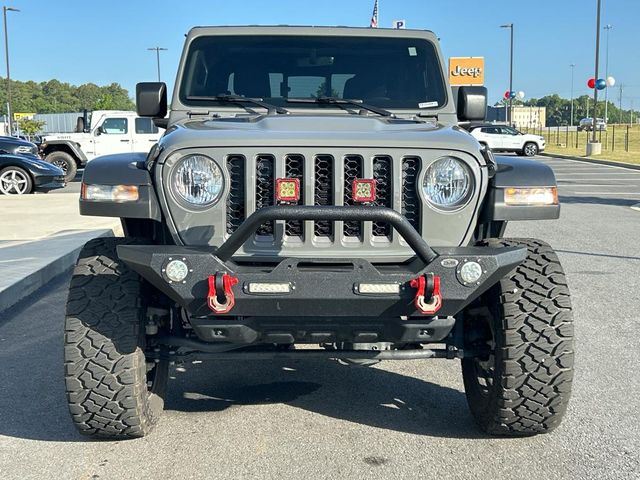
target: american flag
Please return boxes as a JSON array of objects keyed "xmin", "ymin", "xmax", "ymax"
[{"xmin": 370, "ymin": 0, "xmax": 378, "ymax": 28}]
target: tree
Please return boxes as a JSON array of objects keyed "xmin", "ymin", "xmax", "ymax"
[
  {"xmin": 0, "ymin": 77, "xmax": 135, "ymax": 114},
  {"xmin": 17, "ymin": 118, "xmax": 46, "ymax": 136}
]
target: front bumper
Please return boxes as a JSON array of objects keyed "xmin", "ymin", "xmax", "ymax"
[
  {"xmin": 34, "ymin": 174, "xmax": 66, "ymax": 192},
  {"xmin": 118, "ymin": 206, "xmax": 526, "ymax": 342}
]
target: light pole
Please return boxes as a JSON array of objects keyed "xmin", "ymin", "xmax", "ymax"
[
  {"xmin": 3, "ymin": 6, "xmax": 19, "ymax": 136},
  {"xmin": 500, "ymin": 24, "xmax": 514, "ymax": 125},
  {"xmin": 603, "ymin": 24, "xmax": 612, "ymax": 123},
  {"xmin": 588, "ymin": 0, "xmax": 602, "ymax": 152},
  {"xmin": 570, "ymin": 63, "xmax": 576, "ymax": 127},
  {"xmin": 147, "ymin": 47, "xmax": 167, "ymax": 82}
]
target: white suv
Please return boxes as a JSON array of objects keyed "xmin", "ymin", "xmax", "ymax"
[{"xmin": 468, "ymin": 124, "xmax": 545, "ymax": 156}]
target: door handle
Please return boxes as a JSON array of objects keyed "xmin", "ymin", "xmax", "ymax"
[{"xmin": 120, "ymin": 140, "xmax": 130, "ymax": 143}]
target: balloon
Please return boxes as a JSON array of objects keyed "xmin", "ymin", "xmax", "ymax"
[
  {"xmin": 517, "ymin": 90, "xmax": 525, "ymax": 99},
  {"xmin": 606, "ymin": 76, "xmax": 616, "ymax": 87},
  {"xmin": 596, "ymin": 78, "xmax": 606, "ymax": 90},
  {"xmin": 587, "ymin": 78, "xmax": 596, "ymax": 89},
  {"xmin": 504, "ymin": 90, "xmax": 511, "ymax": 99},
  {"xmin": 509, "ymin": 91, "xmax": 516, "ymax": 99}
]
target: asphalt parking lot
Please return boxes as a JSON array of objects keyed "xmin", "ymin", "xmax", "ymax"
[{"xmin": 1, "ymin": 155, "xmax": 639, "ymax": 480}]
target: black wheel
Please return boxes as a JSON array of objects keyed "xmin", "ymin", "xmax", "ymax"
[
  {"xmin": 522, "ymin": 142, "xmax": 539, "ymax": 156},
  {"xmin": 46, "ymin": 151, "xmax": 77, "ymax": 182},
  {"xmin": 462, "ymin": 238, "xmax": 574, "ymax": 436},
  {"xmin": 0, "ymin": 166, "xmax": 33, "ymax": 194},
  {"xmin": 64, "ymin": 237, "xmax": 168, "ymax": 439}
]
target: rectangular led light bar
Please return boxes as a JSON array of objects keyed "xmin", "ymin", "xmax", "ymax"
[
  {"xmin": 356, "ymin": 283, "xmax": 401, "ymax": 294},
  {"xmin": 246, "ymin": 282, "xmax": 292, "ymax": 294}
]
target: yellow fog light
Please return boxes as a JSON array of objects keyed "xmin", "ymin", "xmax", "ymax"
[
  {"xmin": 82, "ymin": 184, "xmax": 139, "ymax": 202},
  {"xmin": 504, "ymin": 187, "xmax": 557, "ymax": 206}
]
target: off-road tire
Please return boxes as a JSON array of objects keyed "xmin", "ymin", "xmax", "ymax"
[
  {"xmin": 64, "ymin": 237, "xmax": 167, "ymax": 439},
  {"xmin": 46, "ymin": 150, "xmax": 77, "ymax": 182},
  {"xmin": 462, "ymin": 238, "xmax": 574, "ymax": 436}
]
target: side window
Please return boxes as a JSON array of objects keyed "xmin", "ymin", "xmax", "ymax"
[
  {"xmin": 135, "ymin": 117, "xmax": 159, "ymax": 134},
  {"xmin": 481, "ymin": 127, "xmax": 498, "ymax": 134},
  {"xmin": 101, "ymin": 118, "xmax": 128, "ymax": 134}
]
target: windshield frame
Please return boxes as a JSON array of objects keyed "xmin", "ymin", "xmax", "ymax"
[{"xmin": 173, "ymin": 28, "xmax": 451, "ymax": 116}]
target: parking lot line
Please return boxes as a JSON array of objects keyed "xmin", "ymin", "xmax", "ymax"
[
  {"xmin": 557, "ymin": 184, "xmax": 640, "ymax": 187},
  {"xmin": 562, "ymin": 192, "xmax": 640, "ymax": 196}
]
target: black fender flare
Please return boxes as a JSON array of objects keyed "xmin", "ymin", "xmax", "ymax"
[
  {"xmin": 42, "ymin": 140, "xmax": 88, "ymax": 165},
  {"xmin": 79, "ymin": 153, "xmax": 161, "ymax": 221},
  {"xmin": 480, "ymin": 156, "xmax": 559, "ymax": 221}
]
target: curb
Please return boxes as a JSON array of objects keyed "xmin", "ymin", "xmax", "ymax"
[
  {"xmin": 541, "ymin": 152, "xmax": 640, "ymax": 171},
  {"xmin": 0, "ymin": 229, "xmax": 116, "ymax": 313}
]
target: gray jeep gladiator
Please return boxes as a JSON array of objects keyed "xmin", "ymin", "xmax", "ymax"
[{"xmin": 65, "ymin": 26, "xmax": 573, "ymax": 439}]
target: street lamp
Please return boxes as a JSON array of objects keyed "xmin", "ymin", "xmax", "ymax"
[
  {"xmin": 603, "ymin": 24, "xmax": 612, "ymax": 123},
  {"xmin": 147, "ymin": 47, "xmax": 168, "ymax": 82},
  {"xmin": 500, "ymin": 23, "xmax": 514, "ymax": 125},
  {"xmin": 570, "ymin": 64, "xmax": 576, "ymax": 127},
  {"xmin": 3, "ymin": 6, "xmax": 19, "ymax": 136}
]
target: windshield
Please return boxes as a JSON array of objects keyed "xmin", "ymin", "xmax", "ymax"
[{"xmin": 179, "ymin": 35, "xmax": 447, "ymax": 110}]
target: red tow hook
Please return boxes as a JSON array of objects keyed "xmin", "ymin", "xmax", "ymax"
[
  {"xmin": 207, "ymin": 273, "xmax": 239, "ymax": 314},
  {"xmin": 409, "ymin": 273, "xmax": 442, "ymax": 315}
]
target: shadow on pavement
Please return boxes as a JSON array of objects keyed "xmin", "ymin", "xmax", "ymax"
[
  {"xmin": 165, "ymin": 357, "xmax": 488, "ymax": 439},
  {"xmin": 0, "ymin": 273, "xmax": 488, "ymax": 442},
  {"xmin": 559, "ymin": 195, "xmax": 638, "ymax": 207}
]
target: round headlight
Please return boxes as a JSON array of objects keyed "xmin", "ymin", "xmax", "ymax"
[
  {"xmin": 172, "ymin": 154, "xmax": 223, "ymax": 207},
  {"xmin": 423, "ymin": 157, "xmax": 473, "ymax": 210}
]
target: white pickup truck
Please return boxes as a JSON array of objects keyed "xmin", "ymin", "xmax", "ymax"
[{"xmin": 40, "ymin": 110, "xmax": 163, "ymax": 181}]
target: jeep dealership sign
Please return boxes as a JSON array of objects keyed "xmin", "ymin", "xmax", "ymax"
[{"xmin": 448, "ymin": 57, "xmax": 484, "ymax": 86}]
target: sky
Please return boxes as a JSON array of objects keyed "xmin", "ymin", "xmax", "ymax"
[{"xmin": 4, "ymin": 0, "xmax": 640, "ymax": 109}]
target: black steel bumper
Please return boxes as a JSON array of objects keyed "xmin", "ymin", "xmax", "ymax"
[{"xmin": 118, "ymin": 206, "xmax": 526, "ymax": 342}]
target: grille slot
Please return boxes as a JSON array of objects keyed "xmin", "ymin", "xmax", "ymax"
[
  {"xmin": 343, "ymin": 155, "xmax": 363, "ymax": 238},
  {"xmin": 372, "ymin": 156, "xmax": 392, "ymax": 237},
  {"xmin": 314, "ymin": 155, "xmax": 334, "ymax": 238},
  {"xmin": 255, "ymin": 154, "xmax": 275, "ymax": 236},
  {"xmin": 401, "ymin": 156, "xmax": 421, "ymax": 233},
  {"xmin": 284, "ymin": 154, "xmax": 304, "ymax": 237},
  {"xmin": 226, "ymin": 155, "xmax": 246, "ymax": 234}
]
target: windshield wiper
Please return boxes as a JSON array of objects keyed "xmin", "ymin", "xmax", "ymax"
[
  {"xmin": 287, "ymin": 96, "xmax": 395, "ymax": 117},
  {"xmin": 185, "ymin": 94, "xmax": 289, "ymax": 115}
]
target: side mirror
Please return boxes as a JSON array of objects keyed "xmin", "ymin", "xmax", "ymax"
[
  {"xmin": 136, "ymin": 82, "xmax": 168, "ymax": 118},
  {"xmin": 456, "ymin": 86, "xmax": 487, "ymax": 122},
  {"xmin": 94, "ymin": 126, "xmax": 104, "ymax": 136}
]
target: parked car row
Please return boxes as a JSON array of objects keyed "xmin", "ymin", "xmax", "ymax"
[{"xmin": 0, "ymin": 136, "xmax": 66, "ymax": 195}]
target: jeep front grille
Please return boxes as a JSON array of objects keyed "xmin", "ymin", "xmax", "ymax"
[
  {"xmin": 401, "ymin": 156, "xmax": 421, "ymax": 231},
  {"xmin": 314, "ymin": 154, "xmax": 334, "ymax": 239},
  {"xmin": 225, "ymin": 151, "xmax": 423, "ymax": 245},
  {"xmin": 255, "ymin": 155, "xmax": 275, "ymax": 236},
  {"xmin": 343, "ymin": 155, "xmax": 363, "ymax": 238},
  {"xmin": 284, "ymin": 154, "xmax": 304, "ymax": 237},
  {"xmin": 226, "ymin": 155, "xmax": 246, "ymax": 234}
]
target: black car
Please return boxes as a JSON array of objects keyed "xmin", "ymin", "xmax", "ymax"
[
  {"xmin": 0, "ymin": 153, "xmax": 65, "ymax": 194},
  {"xmin": 0, "ymin": 135, "xmax": 41, "ymax": 158}
]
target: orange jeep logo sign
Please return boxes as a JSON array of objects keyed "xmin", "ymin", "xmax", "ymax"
[{"xmin": 449, "ymin": 57, "xmax": 485, "ymax": 86}]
